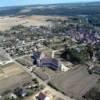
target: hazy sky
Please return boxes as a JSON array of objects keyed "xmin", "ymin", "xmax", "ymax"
[{"xmin": 0, "ymin": 0, "xmax": 100, "ymax": 7}]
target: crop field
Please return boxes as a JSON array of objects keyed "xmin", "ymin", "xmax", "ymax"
[
  {"xmin": 0, "ymin": 63, "xmax": 32, "ymax": 94},
  {"xmin": 0, "ymin": 48, "xmax": 11, "ymax": 64},
  {"xmin": 16, "ymin": 56, "xmax": 33, "ymax": 67},
  {"xmin": 0, "ymin": 15, "xmax": 67, "ymax": 31},
  {"xmin": 49, "ymin": 65, "xmax": 100, "ymax": 99}
]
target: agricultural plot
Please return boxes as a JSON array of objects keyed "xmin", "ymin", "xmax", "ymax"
[
  {"xmin": 0, "ymin": 48, "xmax": 12, "ymax": 65},
  {"xmin": 49, "ymin": 65, "xmax": 100, "ymax": 99},
  {"xmin": 0, "ymin": 63, "xmax": 32, "ymax": 94},
  {"xmin": 16, "ymin": 56, "xmax": 33, "ymax": 67}
]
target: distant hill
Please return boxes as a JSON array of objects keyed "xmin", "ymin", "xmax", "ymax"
[{"xmin": 0, "ymin": 2, "xmax": 100, "ymax": 16}]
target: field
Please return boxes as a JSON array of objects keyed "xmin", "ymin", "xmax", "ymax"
[
  {"xmin": 0, "ymin": 63, "xmax": 32, "ymax": 94},
  {"xmin": 49, "ymin": 65, "xmax": 100, "ymax": 99},
  {"xmin": 16, "ymin": 56, "xmax": 33, "ymax": 67},
  {"xmin": 0, "ymin": 48, "xmax": 12, "ymax": 65},
  {"xmin": 0, "ymin": 15, "xmax": 67, "ymax": 31}
]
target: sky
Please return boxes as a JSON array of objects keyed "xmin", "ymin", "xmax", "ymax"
[{"xmin": 0, "ymin": 0, "xmax": 100, "ymax": 7}]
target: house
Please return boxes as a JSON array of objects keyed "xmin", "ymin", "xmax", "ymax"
[
  {"xmin": 8, "ymin": 93, "xmax": 17, "ymax": 99},
  {"xmin": 92, "ymin": 66, "xmax": 100, "ymax": 74},
  {"xmin": 14, "ymin": 87, "xmax": 27, "ymax": 97},
  {"xmin": 31, "ymin": 51, "xmax": 41, "ymax": 65},
  {"xmin": 36, "ymin": 92, "xmax": 50, "ymax": 100}
]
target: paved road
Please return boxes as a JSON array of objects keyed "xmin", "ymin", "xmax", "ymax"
[
  {"xmin": 2, "ymin": 38, "xmax": 75, "ymax": 100},
  {"xmin": 14, "ymin": 60, "xmax": 75, "ymax": 100}
]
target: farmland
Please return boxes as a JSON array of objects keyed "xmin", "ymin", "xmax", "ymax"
[
  {"xmin": 0, "ymin": 15, "xmax": 66, "ymax": 31},
  {"xmin": 49, "ymin": 65, "xmax": 100, "ymax": 99},
  {"xmin": 0, "ymin": 63, "xmax": 32, "ymax": 94}
]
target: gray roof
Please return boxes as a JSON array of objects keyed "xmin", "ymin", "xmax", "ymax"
[
  {"xmin": 93, "ymin": 67, "xmax": 100, "ymax": 74},
  {"xmin": 39, "ymin": 58, "xmax": 60, "ymax": 70},
  {"xmin": 32, "ymin": 52, "xmax": 41, "ymax": 59}
]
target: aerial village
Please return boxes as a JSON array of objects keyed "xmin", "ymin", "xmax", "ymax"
[{"xmin": 0, "ymin": 16, "xmax": 100, "ymax": 100}]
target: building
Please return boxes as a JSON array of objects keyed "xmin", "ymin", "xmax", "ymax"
[
  {"xmin": 14, "ymin": 88, "xmax": 27, "ymax": 97},
  {"xmin": 8, "ymin": 93, "xmax": 17, "ymax": 99},
  {"xmin": 92, "ymin": 66, "xmax": 100, "ymax": 74},
  {"xmin": 36, "ymin": 92, "xmax": 50, "ymax": 100},
  {"xmin": 32, "ymin": 52, "xmax": 68, "ymax": 71},
  {"xmin": 31, "ymin": 51, "xmax": 41, "ymax": 65},
  {"xmin": 38, "ymin": 58, "xmax": 61, "ymax": 70}
]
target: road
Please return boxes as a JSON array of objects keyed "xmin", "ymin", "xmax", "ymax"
[
  {"xmin": 13, "ymin": 60, "xmax": 75, "ymax": 100},
  {"xmin": 16, "ymin": 39, "xmax": 46, "ymax": 48},
  {"xmin": 2, "ymin": 38, "xmax": 75, "ymax": 100}
]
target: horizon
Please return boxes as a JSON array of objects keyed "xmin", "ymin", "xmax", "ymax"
[{"xmin": 0, "ymin": 0, "xmax": 100, "ymax": 7}]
